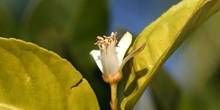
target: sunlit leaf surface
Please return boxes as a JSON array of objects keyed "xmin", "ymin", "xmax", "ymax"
[
  {"xmin": 0, "ymin": 38, "xmax": 99, "ymax": 109},
  {"xmin": 121, "ymin": 0, "xmax": 220, "ymax": 109},
  {"xmin": 2, "ymin": 0, "xmax": 109, "ymax": 108}
]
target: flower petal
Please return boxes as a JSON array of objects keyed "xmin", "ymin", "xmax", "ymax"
[
  {"xmin": 100, "ymin": 42, "xmax": 119, "ymax": 75},
  {"xmin": 116, "ymin": 32, "xmax": 132, "ymax": 64},
  {"xmin": 89, "ymin": 50, "xmax": 103, "ymax": 73}
]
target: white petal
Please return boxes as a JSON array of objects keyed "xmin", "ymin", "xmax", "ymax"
[
  {"xmin": 100, "ymin": 42, "xmax": 119, "ymax": 75},
  {"xmin": 116, "ymin": 32, "xmax": 132, "ymax": 64},
  {"xmin": 89, "ymin": 50, "xmax": 103, "ymax": 73}
]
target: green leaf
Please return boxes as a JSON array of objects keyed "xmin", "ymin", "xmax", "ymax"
[
  {"xmin": 0, "ymin": 37, "xmax": 99, "ymax": 109},
  {"xmin": 65, "ymin": 2, "xmax": 109, "ymax": 107},
  {"xmin": 121, "ymin": 0, "xmax": 220, "ymax": 109},
  {"xmin": 20, "ymin": 0, "xmax": 84, "ymax": 55},
  {"xmin": 20, "ymin": 0, "xmax": 108, "ymax": 73},
  {"xmin": 149, "ymin": 69, "xmax": 180, "ymax": 110},
  {"xmin": 176, "ymin": 10, "xmax": 220, "ymax": 110},
  {"xmin": 0, "ymin": 3, "xmax": 15, "ymax": 37},
  {"xmin": 6, "ymin": 0, "xmax": 109, "ymax": 108}
]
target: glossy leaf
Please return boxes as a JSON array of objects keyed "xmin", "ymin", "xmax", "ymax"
[
  {"xmin": 20, "ymin": 1, "xmax": 109, "ymax": 108},
  {"xmin": 20, "ymin": 0, "xmax": 108, "ymax": 73},
  {"xmin": 0, "ymin": 38, "xmax": 99, "ymax": 109},
  {"xmin": 121, "ymin": 0, "xmax": 220, "ymax": 109}
]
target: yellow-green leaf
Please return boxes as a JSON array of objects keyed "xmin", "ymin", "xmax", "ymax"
[
  {"xmin": 0, "ymin": 37, "xmax": 99, "ymax": 109},
  {"xmin": 121, "ymin": 0, "xmax": 220, "ymax": 109}
]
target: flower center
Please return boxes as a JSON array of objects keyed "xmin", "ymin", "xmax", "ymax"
[
  {"xmin": 95, "ymin": 32, "xmax": 117, "ymax": 50},
  {"xmin": 95, "ymin": 32, "xmax": 119, "ymax": 76}
]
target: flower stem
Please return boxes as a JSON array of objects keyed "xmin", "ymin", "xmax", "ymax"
[{"xmin": 110, "ymin": 83, "xmax": 118, "ymax": 110}]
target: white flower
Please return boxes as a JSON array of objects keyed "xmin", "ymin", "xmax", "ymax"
[
  {"xmin": 89, "ymin": 32, "xmax": 146, "ymax": 110},
  {"xmin": 90, "ymin": 32, "xmax": 145, "ymax": 83}
]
